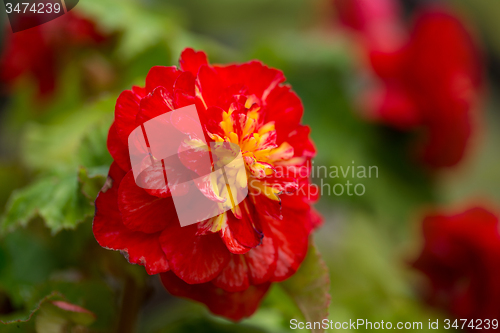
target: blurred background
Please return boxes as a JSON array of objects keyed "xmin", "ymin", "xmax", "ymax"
[{"xmin": 0, "ymin": 0, "xmax": 499, "ymax": 332}]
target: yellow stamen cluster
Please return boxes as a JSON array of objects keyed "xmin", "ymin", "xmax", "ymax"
[{"xmin": 202, "ymin": 96, "xmax": 295, "ymax": 232}]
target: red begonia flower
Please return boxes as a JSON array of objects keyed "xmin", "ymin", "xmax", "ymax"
[
  {"xmin": 93, "ymin": 48, "xmax": 321, "ymax": 320},
  {"xmin": 334, "ymin": 1, "xmax": 483, "ymax": 168},
  {"xmin": 0, "ymin": 11, "xmax": 106, "ymax": 98},
  {"xmin": 333, "ymin": 0, "xmax": 405, "ymax": 52},
  {"xmin": 413, "ymin": 207, "xmax": 500, "ymax": 327}
]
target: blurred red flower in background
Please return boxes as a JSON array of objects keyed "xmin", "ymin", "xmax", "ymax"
[
  {"xmin": 413, "ymin": 207, "xmax": 500, "ymax": 327},
  {"xmin": 334, "ymin": 0, "xmax": 483, "ymax": 168},
  {"xmin": 0, "ymin": 12, "xmax": 106, "ymax": 98},
  {"xmin": 93, "ymin": 48, "xmax": 321, "ymax": 320}
]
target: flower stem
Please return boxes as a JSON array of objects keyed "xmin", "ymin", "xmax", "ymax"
[{"xmin": 115, "ymin": 276, "xmax": 145, "ymax": 333}]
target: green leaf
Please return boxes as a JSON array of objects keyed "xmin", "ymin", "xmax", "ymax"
[
  {"xmin": 0, "ymin": 291, "xmax": 63, "ymax": 325},
  {"xmin": 0, "ymin": 163, "xmax": 24, "ymax": 212},
  {"xmin": 77, "ymin": 119, "xmax": 113, "ymax": 173},
  {"xmin": 31, "ymin": 281, "xmax": 117, "ymax": 331},
  {"xmin": 76, "ymin": 119, "xmax": 114, "ymax": 201},
  {"xmin": 2, "ymin": 96, "xmax": 114, "ymax": 234},
  {"xmin": 1, "ymin": 172, "xmax": 94, "ymax": 234},
  {"xmin": 319, "ymin": 213, "xmax": 449, "ymax": 330},
  {"xmin": 77, "ymin": 0, "xmax": 183, "ymax": 61},
  {"xmin": 78, "ymin": 167, "xmax": 108, "ymax": 204},
  {"xmin": 0, "ymin": 220, "xmax": 117, "ymax": 331},
  {"xmin": 280, "ymin": 241, "xmax": 330, "ymax": 333},
  {"xmin": 35, "ymin": 300, "xmax": 96, "ymax": 333},
  {"xmin": 1, "ymin": 281, "xmax": 115, "ymax": 332},
  {"xmin": 0, "ymin": 227, "xmax": 58, "ymax": 302},
  {"xmin": 21, "ymin": 96, "xmax": 114, "ymax": 173},
  {"xmin": 138, "ymin": 301, "xmax": 269, "ymax": 333}
]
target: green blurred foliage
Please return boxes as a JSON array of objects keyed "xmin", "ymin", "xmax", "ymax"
[
  {"xmin": 0, "ymin": 220, "xmax": 119, "ymax": 332},
  {"xmin": 317, "ymin": 213, "xmax": 447, "ymax": 331},
  {"xmin": 1, "ymin": 96, "xmax": 114, "ymax": 234}
]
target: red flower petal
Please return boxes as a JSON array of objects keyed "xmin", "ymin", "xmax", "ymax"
[
  {"xmin": 221, "ymin": 225, "xmax": 251, "ymax": 255},
  {"xmin": 145, "ymin": 66, "xmax": 182, "ymax": 94},
  {"xmin": 179, "ymin": 48, "xmax": 208, "ymax": 76},
  {"xmin": 215, "ymin": 61, "xmax": 285, "ymax": 100},
  {"xmin": 334, "ymin": 0, "xmax": 404, "ymax": 51},
  {"xmin": 249, "ymin": 192, "xmax": 281, "ymax": 220},
  {"xmin": 307, "ymin": 207, "xmax": 323, "ymax": 232},
  {"xmin": 365, "ymin": 84, "xmax": 421, "ymax": 130},
  {"xmin": 404, "ymin": 9, "xmax": 481, "ymax": 168},
  {"xmin": 215, "ymin": 84, "xmax": 249, "ymax": 111},
  {"xmin": 171, "ymin": 106, "xmax": 206, "ymax": 141},
  {"xmin": 160, "ymin": 271, "xmax": 271, "ymax": 321},
  {"xmin": 255, "ymin": 130, "xmax": 278, "ymax": 151},
  {"xmin": 107, "ymin": 122, "xmax": 132, "ymax": 171},
  {"xmin": 193, "ymin": 174, "xmax": 227, "ymax": 204},
  {"xmin": 136, "ymin": 86, "xmax": 174, "ymax": 126},
  {"xmin": 333, "ymin": 0, "xmax": 401, "ymax": 32},
  {"xmin": 264, "ymin": 85, "xmax": 304, "ymax": 143},
  {"xmin": 0, "ymin": 12, "xmax": 107, "ymax": 98},
  {"xmin": 134, "ymin": 160, "xmax": 174, "ymax": 198},
  {"xmin": 196, "ymin": 65, "xmax": 224, "ymax": 109},
  {"xmin": 260, "ymin": 175, "xmax": 299, "ymax": 194},
  {"xmin": 174, "ymin": 71, "xmax": 196, "ymax": 95},
  {"xmin": 212, "ymin": 255, "xmax": 250, "ymax": 292},
  {"xmin": 173, "ymin": 90, "xmax": 197, "ymax": 110},
  {"xmin": 93, "ymin": 162, "xmax": 169, "ymax": 275},
  {"xmin": 114, "ymin": 86, "xmax": 146, "ymax": 145},
  {"xmin": 221, "ymin": 206, "xmax": 263, "ymax": 255},
  {"xmin": 160, "ymin": 224, "xmax": 231, "ymax": 284},
  {"xmin": 413, "ymin": 207, "xmax": 500, "ymax": 321},
  {"xmin": 204, "ymin": 106, "xmax": 225, "ymax": 136},
  {"xmin": 421, "ymin": 113, "xmax": 470, "ymax": 168},
  {"xmin": 284, "ymin": 125, "xmax": 316, "ymax": 159},
  {"xmin": 342, "ymin": 5, "xmax": 482, "ymax": 169},
  {"xmin": 173, "ymin": 71, "xmax": 196, "ymax": 108},
  {"xmin": 177, "ymin": 141, "xmax": 212, "ymax": 176},
  {"xmin": 63, "ymin": 12, "xmax": 108, "ymax": 45},
  {"xmin": 244, "ymin": 229, "xmax": 277, "ymax": 284},
  {"xmin": 282, "ymin": 191, "xmax": 323, "ymax": 232},
  {"xmin": 266, "ymin": 201, "xmax": 310, "ymax": 281},
  {"xmin": 118, "ymin": 171, "xmax": 179, "ymax": 233}
]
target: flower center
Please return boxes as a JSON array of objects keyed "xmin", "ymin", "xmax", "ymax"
[
  {"xmin": 210, "ymin": 96, "xmax": 293, "ymax": 181},
  {"xmin": 197, "ymin": 95, "xmax": 295, "ymax": 234}
]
